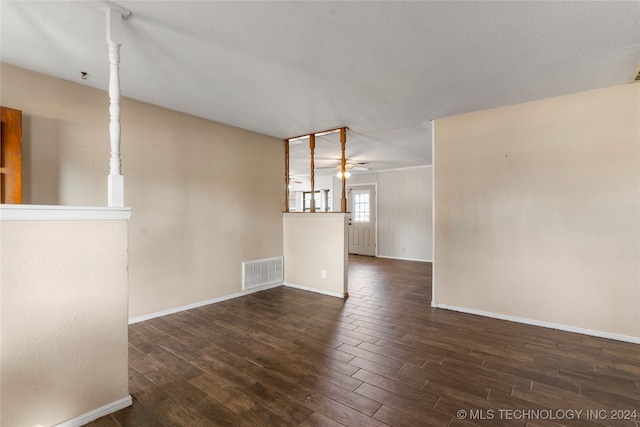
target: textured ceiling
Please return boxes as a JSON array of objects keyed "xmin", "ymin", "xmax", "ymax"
[{"xmin": 2, "ymin": 1, "xmax": 639, "ymax": 176}]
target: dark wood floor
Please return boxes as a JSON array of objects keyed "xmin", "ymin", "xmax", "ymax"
[{"xmin": 89, "ymin": 256, "xmax": 640, "ymax": 427}]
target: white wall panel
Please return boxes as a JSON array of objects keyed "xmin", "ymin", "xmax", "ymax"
[{"xmin": 334, "ymin": 166, "xmax": 432, "ymax": 261}]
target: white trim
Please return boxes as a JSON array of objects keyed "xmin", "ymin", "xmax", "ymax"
[
  {"xmin": 283, "ymin": 282, "xmax": 345, "ymax": 299},
  {"xmin": 129, "ymin": 282, "xmax": 282, "ymax": 324},
  {"xmin": 55, "ymin": 395, "xmax": 132, "ymax": 427},
  {"xmin": 0, "ymin": 204, "xmax": 131, "ymax": 221},
  {"xmin": 377, "ymin": 255, "xmax": 431, "ymax": 263},
  {"xmin": 431, "ymin": 302, "xmax": 640, "ymax": 345},
  {"xmin": 283, "ymin": 212, "xmax": 350, "ymax": 218},
  {"xmin": 431, "ymin": 119, "xmax": 437, "ymax": 302}
]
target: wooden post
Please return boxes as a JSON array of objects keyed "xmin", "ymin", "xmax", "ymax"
[
  {"xmin": 107, "ymin": 8, "xmax": 124, "ymax": 207},
  {"xmin": 284, "ymin": 139, "xmax": 290, "ymax": 212},
  {"xmin": 340, "ymin": 127, "xmax": 347, "ymax": 212},
  {"xmin": 309, "ymin": 134, "xmax": 316, "ymax": 212},
  {"xmin": 285, "ymin": 127, "xmax": 348, "ymax": 213}
]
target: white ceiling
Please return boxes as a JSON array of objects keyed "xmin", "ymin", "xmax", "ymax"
[{"xmin": 2, "ymin": 1, "xmax": 639, "ymax": 176}]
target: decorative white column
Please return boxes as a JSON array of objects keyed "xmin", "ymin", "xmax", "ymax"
[{"xmin": 107, "ymin": 8, "xmax": 124, "ymax": 207}]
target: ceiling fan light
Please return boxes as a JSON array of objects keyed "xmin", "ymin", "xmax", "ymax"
[{"xmin": 336, "ymin": 171, "xmax": 351, "ymax": 179}]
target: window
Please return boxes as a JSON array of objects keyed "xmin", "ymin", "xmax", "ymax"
[
  {"xmin": 353, "ymin": 191, "xmax": 370, "ymax": 222},
  {"xmin": 303, "ymin": 190, "xmax": 330, "ymax": 212},
  {"xmin": 288, "ymin": 192, "xmax": 296, "ymax": 212},
  {"xmin": 303, "ymin": 191, "xmax": 321, "ymax": 212}
]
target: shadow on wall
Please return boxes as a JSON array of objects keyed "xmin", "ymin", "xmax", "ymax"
[{"xmin": 22, "ymin": 114, "xmax": 60, "ymax": 205}]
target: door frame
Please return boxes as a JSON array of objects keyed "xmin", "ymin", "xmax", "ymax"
[
  {"xmin": 1, "ymin": 106, "xmax": 22, "ymax": 204},
  {"xmin": 347, "ymin": 182, "xmax": 378, "ymax": 257}
]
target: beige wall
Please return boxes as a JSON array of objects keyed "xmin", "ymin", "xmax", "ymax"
[
  {"xmin": 1, "ymin": 63, "xmax": 284, "ymax": 318},
  {"xmin": 283, "ymin": 213, "xmax": 349, "ymax": 296},
  {"xmin": 0, "ymin": 217, "xmax": 129, "ymax": 426},
  {"xmin": 434, "ymin": 84, "xmax": 640, "ymax": 339}
]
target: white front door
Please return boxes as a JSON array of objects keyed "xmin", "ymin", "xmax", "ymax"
[{"xmin": 348, "ymin": 185, "xmax": 376, "ymax": 256}]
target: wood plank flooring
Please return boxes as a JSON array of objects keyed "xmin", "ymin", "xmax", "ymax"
[{"xmin": 89, "ymin": 256, "xmax": 640, "ymax": 426}]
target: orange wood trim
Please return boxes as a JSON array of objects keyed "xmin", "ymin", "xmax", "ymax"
[
  {"xmin": 286, "ymin": 126, "xmax": 349, "ymax": 142},
  {"xmin": 286, "ymin": 126, "xmax": 349, "ymax": 213},
  {"xmin": 1, "ymin": 106, "xmax": 23, "ymax": 204},
  {"xmin": 309, "ymin": 134, "xmax": 316, "ymax": 212},
  {"xmin": 340, "ymin": 127, "xmax": 347, "ymax": 212}
]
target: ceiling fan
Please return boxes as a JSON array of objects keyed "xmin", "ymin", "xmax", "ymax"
[
  {"xmin": 317, "ymin": 160, "xmax": 370, "ymax": 172},
  {"xmin": 316, "ymin": 160, "xmax": 370, "ymax": 178}
]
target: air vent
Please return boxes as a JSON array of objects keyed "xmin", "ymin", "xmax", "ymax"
[
  {"xmin": 242, "ymin": 256, "xmax": 283, "ymax": 291},
  {"xmin": 629, "ymin": 63, "xmax": 640, "ymax": 83}
]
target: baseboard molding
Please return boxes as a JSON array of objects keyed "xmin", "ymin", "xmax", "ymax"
[
  {"xmin": 55, "ymin": 395, "xmax": 132, "ymax": 427},
  {"xmin": 377, "ymin": 255, "xmax": 432, "ymax": 263},
  {"xmin": 431, "ymin": 301, "xmax": 640, "ymax": 345},
  {"xmin": 283, "ymin": 282, "xmax": 345, "ymax": 298},
  {"xmin": 129, "ymin": 282, "xmax": 283, "ymax": 324}
]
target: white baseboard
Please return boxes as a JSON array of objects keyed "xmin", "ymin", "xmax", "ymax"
[
  {"xmin": 129, "ymin": 282, "xmax": 283, "ymax": 324},
  {"xmin": 431, "ymin": 301, "xmax": 640, "ymax": 345},
  {"xmin": 283, "ymin": 282, "xmax": 345, "ymax": 298},
  {"xmin": 377, "ymin": 255, "xmax": 432, "ymax": 263},
  {"xmin": 55, "ymin": 395, "xmax": 132, "ymax": 427}
]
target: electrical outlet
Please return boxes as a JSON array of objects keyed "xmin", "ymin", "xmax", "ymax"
[{"xmin": 321, "ymin": 270, "xmax": 327, "ymax": 279}]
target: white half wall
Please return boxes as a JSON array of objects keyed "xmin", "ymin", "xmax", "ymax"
[
  {"xmin": 433, "ymin": 84, "xmax": 640, "ymax": 340},
  {"xmin": 0, "ymin": 208, "xmax": 131, "ymax": 427},
  {"xmin": 283, "ymin": 213, "xmax": 349, "ymax": 297},
  {"xmin": 334, "ymin": 166, "xmax": 432, "ymax": 261}
]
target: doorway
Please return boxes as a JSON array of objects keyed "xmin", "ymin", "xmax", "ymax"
[{"xmin": 347, "ymin": 184, "xmax": 376, "ymax": 256}]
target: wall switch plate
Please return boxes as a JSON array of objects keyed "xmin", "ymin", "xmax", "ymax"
[{"xmin": 321, "ymin": 270, "xmax": 327, "ymax": 279}]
